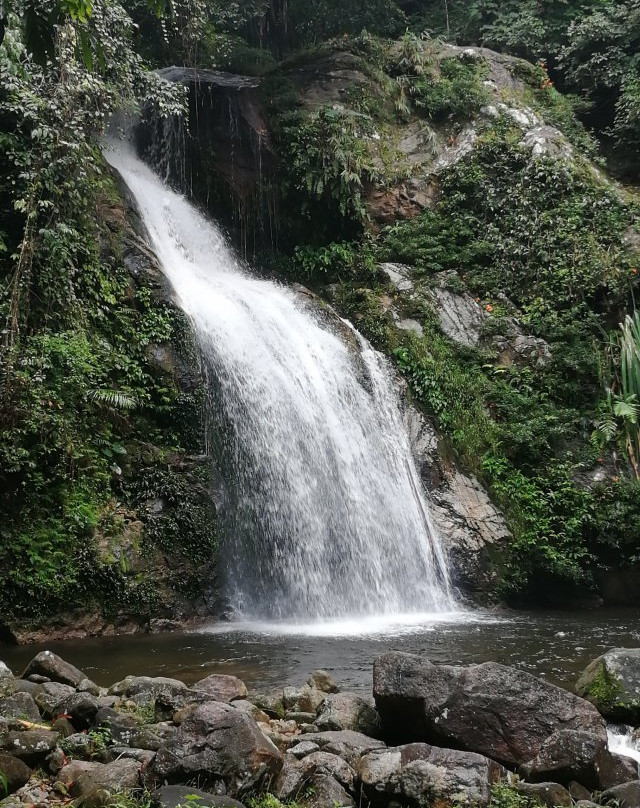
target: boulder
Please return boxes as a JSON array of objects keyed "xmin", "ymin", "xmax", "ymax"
[
  {"xmin": 275, "ymin": 751, "xmax": 355, "ymax": 799},
  {"xmin": 72, "ymin": 759, "xmax": 141, "ymax": 808},
  {"xmin": 515, "ymin": 782, "xmax": 572, "ymax": 807},
  {"xmin": 153, "ymin": 785, "xmax": 247, "ymax": 808},
  {"xmin": 22, "ymin": 651, "xmax": 87, "ymax": 688},
  {"xmin": 149, "ymin": 700, "xmax": 283, "ymax": 794},
  {"xmin": 231, "ymin": 699, "xmax": 270, "ymax": 724},
  {"xmin": 576, "ymin": 649, "xmax": 640, "ymax": 723},
  {"xmin": 519, "ymin": 728, "xmax": 637, "ymax": 790},
  {"xmin": 62, "ymin": 732, "xmax": 95, "ymax": 758},
  {"xmin": 0, "ymin": 691, "xmax": 41, "ymax": 722},
  {"xmin": 1, "ymin": 730, "xmax": 60, "ymax": 765},
  {"xmin": 56, "ymin": 691, "xmax": 100, "ymax": 729},
  {"xmin": 133, "ymin": 721, "xmax": 178, "ymax": 751},
  {"xmin": 283, "ymin": 685, "xmax": 324, "ymax": 714},
  {"xmin": 0, "ymin": 663, "xmax": 13, "ymax": 680},
  {"xmin": 120, "ymin": 676, "xmax": 188, "ymax": 703},
  {"xmin": 289, "ymin": 740, "xmax": 321, "ymax": 759},
  {"xmin": 373, "ymin": 653, "xmax": 606, "ymax": 767},
  {"xmin": 301, "ymin": 773, "xmax": 354, "ymax": 808},
  {"xmin": 311, "ymin": 730, "xmax": 386, "ymax": 767},
  {"xmin": 315, "ymin": 693, "xmax": 380, "ymax": 737},
  {"xmin": 94, "ymin": 707, "xmax": 140, "ymax": 745},
  {"xmin": 102, "ymin": 747, "xmax": 155, "ymax": 767},
  {"xmin": 358, "ymin": 743, "xmax": 504, "ymax": 807},
  {"xmin": 601, "ymin": 780, "xmax": 640, "ymax": 808},
  {"xmin": 0, "ymin": 752, "xmax": 31, "ymax": 796},
  {"xmin": 33, "ymin": 681, "xmax": 76, "ymax": 716},
  {"xmin": 308, "ymin": 671, "xmax": 339, "ymax": 694},
  {"xmin": 57, "ymin": 760, "xmax": 102, "ymax": 786},
  {"xmin": 192, "ymin": 674, "xmax": 247, "ymax": 702}
]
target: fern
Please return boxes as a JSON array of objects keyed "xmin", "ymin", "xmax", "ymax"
[{"xmin": 86, "ymin": 389, "xmax": 138, "ymax": 410}]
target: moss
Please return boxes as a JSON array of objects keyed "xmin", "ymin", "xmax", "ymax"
[{"xmin": 582, "ymin": 662, "xmax": 625, "ymax": 714}]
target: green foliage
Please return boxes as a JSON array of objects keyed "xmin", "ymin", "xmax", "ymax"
[
  {"xmin": 489, "ymin": 782, "xmax": 544, "ymax": 808},
  {"xmin": 411, "ymin": 56, "xmax": 490, "ymax": 122},
  {"xmin": 283, "ymin": 106, "xmax": 381, "ymax": 223}
]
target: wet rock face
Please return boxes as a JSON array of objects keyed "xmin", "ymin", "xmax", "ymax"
[
  {"xmin": 138, "ymin": 67, "xmax": 279, "ymax": 251},
  {"xmin": 576, "ymin": 649, "xmax": 640, "ymax": 723},
  {"xmin": 404, "ymin": 405, "xmax": 510, "ymax": 596},
  {"xmin": 373, "ymin": 652, "xmax": 607, "ymax": 768}
]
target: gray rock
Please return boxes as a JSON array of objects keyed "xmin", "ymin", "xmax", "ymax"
[
  {"xmin": 72, "ymin": 759, "xmax": 141, "ymax": 808},
  {"xmin": 62, "ymin": 732, "xmax": 95, "ymax": 757},
  {"xmin": 276, "ymin": 751, "xmax": 355, "ymax": 799},
  {"xmin": 301, "ymin": 773, "xmax": 354, "ymax": 808},
  {"xmin": 102, "ymin": 747, "xmax": 155, "ymax": 767},
  {"xmin": 149, "ymin": 700, "xmax": 283, "ymax": 794},
  {"xmin": 57, "ymin": 759, "xmax": 102, "ymax": 786},
  {"xmin": 289, "ymin": 740, "xmax": 320, "ymax": 759},
  {"xmin": 192, "ymin": 674, "xmax": 248, "ymax": 702},
  {"xmin": 94, "ymin": 707, "xmax": 140, "ymax": 746},
  {"xmin": 1, "ymin": 730, "xmax": 60, "ymax": 765},
  {"xmin": 287, "ymin": 712, "xmax": 317, "ymax": 724},
  {"xmin": 0, "ymin": 691, "xmax": 41, "ymax": 722},
  {"xmin": 378, "ymin": 263, "xmax": 415, "ymax": 293},
  {"xmin": 0, "ymin": 663, "xmax": 13, "ymax": 680},
  {"xmin": 576, "ymin": 649, "xmax": 640, "ymax": 723},
  {"xmin": 250, "ymin": 692, "xmax": 285, "ymax": 719},
  {"xmin": 283, "ymin": 685, "xmax": 324, "ymax": 714},
  {"xmin": 519, "ymin": 728, "xmax": 636, "ymax": 790},
  {"xmin": 33, "ymin": 681, "xmax": 76, "ymax": 717},
  {"xmin": 56, "ymin": 691, "xmax": 100, "ymax": 729},
  {"xmin": 133, "ymin": 721, "xmax": 179, "ymax": 751},
  {"xmin": 314, "ymin": 693, "xmax": 380, "ymax": 737},
  {"xmin": 373, "ymin": 653, "xmax": 606, "ymax": 767},
  {"xmin": 122, "ymin": 676, "xmax": 188, "ymax": 703},
  {"xmin": 308, "ymin": 671, "xmax": 339, "ymax": 694},
  {"xmin": 311, "ymin": 730, "xmax": 386, "ymax": 767},
  {"xmin": 601, "ymin": 780, "xmax": 640, "ymax": 808},
  {"xmin": 0, "ymin": 752, "xmax": 31, "ymax": 795},
  {"xmin": 22, "ymin": 651, "xmax": 87, "ymax": 688},
  {"xmin": 231, "ymin": 699, "xmax": 270, "ymax": 724},
  {"xmin": 429, "ymin": 286, "xmax": 486, "ymax": 347},
  {"xmin": 358, "ymin": 743, "xmax": 504, "ymax": 807},
  {"xmin": 568, "ymin": 780, "xmax": 592, "ymax": 800},
  {"xmin": 77, "ymin": 679, "xmax": 102, "ymax": 697},
  {"xmin": 515, "ymin": 781, "xmax": 572, "ymax": 807},
  {"xmin": 153, "ymin": 785, "xmax": 246, "ymax": 808}
]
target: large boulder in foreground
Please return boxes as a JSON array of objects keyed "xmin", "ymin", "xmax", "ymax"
[
  {"xmin": 149, "ymin": 700, "xmax": 283, "ymax": 794},
  {"xmin": 373, "ymin": 653, "xmax": 606, "ymax": 767},
  {"xmin": 22, "ymin": 651, "xmax": 87, "ymax": 688},
  {"xmin": 576, "ymin": 648, "xmax": 640, "ymax": 723},
  {"xmin": 357, "ymin": 743, "xmax": 505, "ymax": 807}
]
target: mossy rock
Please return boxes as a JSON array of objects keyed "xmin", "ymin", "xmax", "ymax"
[{"xmin": 576, "ymin": 648, "xmax": 640, "ymax": 723}]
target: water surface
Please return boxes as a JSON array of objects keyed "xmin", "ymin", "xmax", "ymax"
[{"xmin": 1, "ymin": 609, "xmax": 638, "ymax": 693}]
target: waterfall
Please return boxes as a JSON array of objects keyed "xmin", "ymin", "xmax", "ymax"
[{"xmin": 104, "ymin": 135, "xmax": 456, "ymax": 623}]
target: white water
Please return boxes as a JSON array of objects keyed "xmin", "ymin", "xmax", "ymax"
[
  {"xmin": 104, "ymin": 136, "xmax": 455, "ymax": 623},
  {"xmin": 608, "ymin": 726, "xmax": 640, "ymax": 765}
]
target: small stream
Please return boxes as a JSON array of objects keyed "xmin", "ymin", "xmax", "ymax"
[{"xmin": 1, "ymin": 609, "xmax": 639, "ymax": 694}]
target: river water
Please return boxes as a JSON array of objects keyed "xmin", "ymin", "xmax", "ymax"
[{"xmin": 1, "ymin": 609, "xmax": 639, "ymax": 694}]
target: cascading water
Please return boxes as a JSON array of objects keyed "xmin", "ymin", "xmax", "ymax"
[{"xmin": 104, "ymin": 134, "xmax": 456, "ymax": 623}]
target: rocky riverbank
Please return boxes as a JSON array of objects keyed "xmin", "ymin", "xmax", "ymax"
[{"xmin": 1, "ymin": 649, "xmax": 640, "ymax": 808}]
